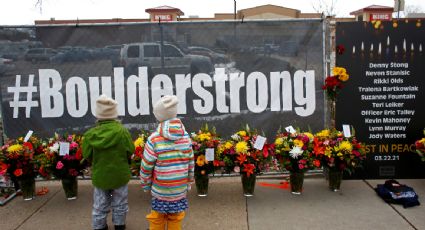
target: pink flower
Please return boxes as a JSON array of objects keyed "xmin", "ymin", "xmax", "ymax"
[
  {"xmin": 298, "ymin": 164, "xmax": 305, "ymax": 170},
  {"xmin": 70, "ymin": 142, "xmax": 78, "ymax": 149},
  {"xmin": 56, "ymin": 161, "xmax": 64, "ymax": 170},
  {"xmin": 67, "ymin": 135, "xmax": 73, "ymax": 142},
  {"xmin": 234, "ymin": 166, "xmax": 240, "ymax": 173}
]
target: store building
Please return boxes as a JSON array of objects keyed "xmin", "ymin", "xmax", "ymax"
[
  {"xmin": 35, "ymin": 4, "xmax": 322, "ymax": 25},
  {"xmin": 350, "ymin": 5, "xmax": 394, "ymax": 22}
]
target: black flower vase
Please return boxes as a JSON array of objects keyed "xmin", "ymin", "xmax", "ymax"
[
  {"xmin": 18, "ymin": 176, "xmax": 35, "ymax": 201},
  {"xmin": 61, "ymin": 176, "xmax": 78, "ymax": 200},
  {"xmin": 328, "ymin": 168, "xmax": 343, "ymax": 192},
  {"xmin": 290, "ymin": 171, "xmax": 304, "ymax": 195},
  {"xmin": 195, "ymin": 172, "xmax": 209, "ymax": 197},
  {"xmin": 241, "ymin": 173, "xmax": 256, "ymax": 197}
]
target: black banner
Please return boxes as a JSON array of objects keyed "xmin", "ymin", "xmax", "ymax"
[
  {"xmin": 336, "ymin": 20, "xmax": 425, "ymax": 178},
  {"xmin": 0, "ymin": 20, "xmax": 324, "ymax": 139}
]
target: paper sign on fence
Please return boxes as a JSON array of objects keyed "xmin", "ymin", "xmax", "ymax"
[
  {"xmin": 254, "ymin": 135, "xmax": 267, "ymax": 150},
  {"xmin": 59, "ymin": 142, "xmax": 70, "ymax": 156},
  {"xmin": 285, "ymin": 126, "xmax": 296, "ymax": 134},
  {"xmin": 23, "ymin": 130, "xmax": 33, "ymax": 142},
  {"xmin": 343, "ymin": 124, "xmax": 351, "ymax": 137},
  {"xmin": 205, "ymin": 148, "xmax": 215, "ymax": 161}
]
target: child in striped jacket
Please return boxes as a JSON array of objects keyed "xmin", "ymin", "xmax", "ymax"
[{"xmin": 140, "ymin": 95, "xmax": 194, "ymax": 230}]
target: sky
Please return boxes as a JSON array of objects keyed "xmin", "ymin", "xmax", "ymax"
[{"xmin": 0, "ymin": 0, "xmax": 424, "ymax": 25}]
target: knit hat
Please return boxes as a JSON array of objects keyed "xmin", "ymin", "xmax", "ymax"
[
  {"xmin": 95, "ymin": 94, "xmax": 118, "ymax": 120},
  {"xmin": 153, "ymin": 95, "xmax": 178, "ymax": 122}
]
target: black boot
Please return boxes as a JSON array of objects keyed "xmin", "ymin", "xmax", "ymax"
[{"xmin": 114, "ymin": 225, "xmax": 126, "ymax": 230}]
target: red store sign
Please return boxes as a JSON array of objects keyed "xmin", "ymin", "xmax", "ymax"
[
  {"xmin": 370, "ymin": 13, "xmax": 392, "ymax": 21},
  {"xmin": 154, "ymin": 14, "xmax": 172, "ymax": 21}
]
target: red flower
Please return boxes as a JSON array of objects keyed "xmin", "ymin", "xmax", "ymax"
[
  {"xmin": 14, "ymin": 168, "xmax": 23, "ymax": 177},
  {"xmin": 242, "ymin": 163, "xmax": 256, "ymax": 177},
  {"xmin": 336, "ymin": 45, "xmax": 345, "ymax": 55},
  {"xmin": 313, "ymin": 159, "xmax": 321, "ymax": 167},
  {"xmin": 237, "ymin": 154, "xmax": 247, "ymax": 165}
]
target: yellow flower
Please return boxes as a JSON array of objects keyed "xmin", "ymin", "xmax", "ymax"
[
  {"xmin": 7, "ymin": 144, "xmax": 23, "ymax": 153},
  {"xmin": 324, "ymin": 146, "xmax": 332, "ymax": 157},
  {"xmin": 196, "ymin": 155, "xmax": 207, "ymax": 167},
  {"xmin": 316, "ymin": 129, "xmax": 330, "ymax": 138},
  {"xmin": 338, "ymin": 141, "xmax": 353, "ymax": 152},
  {"xmin": 274, "ymin": 137, "xmax": 284, "ymax": 145},
  {"xmin": 303, "ymin": 132, "xmax": 314, "ymax": 141},
  {"xmin": 237, "ymin": 131, "xmax": 247, "ymax": 137},
  {"xmin": 293, "ymin": 139, "xmax": 304, "ymax": 148},
  {"xmin": 337, "ymin": 152, "xmax": 343, "ymax": 157},
  {"xmin": 235, "ymin": 141, "xmax": 249, "ymax": 154},
  {"xmin": 420, "ymin": 138, "xmax": 425, "ymax": 144},
  {"xmin": 198, "ymin": 133, "xmax": 212, "ymax": 142},
  {"xmin": 338, "ymin": 73, "xmax": 349, "ymax": 82},
  {"xmin": 134, "ymin": 137, "xmax": 144, "ymax": 147},
  {"xmin": 224, "ymin": 141, "xmax": 233, "ymax": 149}
]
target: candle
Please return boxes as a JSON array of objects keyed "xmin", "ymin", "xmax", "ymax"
[
  {"xmin": 378, "ymin": 43, "xmax": 382, "ymax": 55},
  {"xmin": 352, "ymin": 46, "xmax": 356, "ymax": 54}
]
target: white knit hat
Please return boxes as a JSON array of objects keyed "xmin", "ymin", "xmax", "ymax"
[
  {"xmin": 153, "ymin": 95, "xmax": 178, "ymax": 122},
  {"xmin": 95, "ymin": 94, "xmax": 118, "ymax": 120}
]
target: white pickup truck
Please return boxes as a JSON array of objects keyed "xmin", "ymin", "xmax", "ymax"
[{"xmin": 119, "ymin": 42, "xmax": 213, "ymax": 76}]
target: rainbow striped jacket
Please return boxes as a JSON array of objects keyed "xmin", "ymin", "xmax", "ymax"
[{"xmin": 140, "ymin": 118, "xmax": 194, "ymax": 201}]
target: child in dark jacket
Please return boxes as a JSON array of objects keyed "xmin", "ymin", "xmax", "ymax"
[
  {"xmin": 83, "ymin": 94, "xmax": 135, "ymax": 230},
  {"xmin": 140, "ymin": 95, "xmax": 194, "ymax": 230}
]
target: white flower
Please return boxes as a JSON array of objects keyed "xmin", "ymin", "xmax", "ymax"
[
  {"xmin": 49, "ymin": 142, "xmax": 60, "ymax": 153},
  {"xmin": 231, "ymin": 134, "xmax": 240, "ymax": 141},
  {"xmin": 191, "ymin": 132, "xmax": 197, "ymax": 138},
  {"xmin": 289, "ymin": 146, "xmax": 304, "ymax": 159}
]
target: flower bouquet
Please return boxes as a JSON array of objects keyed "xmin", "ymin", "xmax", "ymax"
[
  {"xmin": 0, "ymin": 138, "xmax": 37, "ymax": 200},
  {"xmin": 226, "ymin": 124, "xmax": 273, "ymax": 196},
  {"xmin": 46, "ymin": 134, "xmax": 85, "ymax": 199},
  {"xmin": 131, "ymin": 130, "xmax": 149, "ymax": 176},
  {"xmin": 415, "ymin": 130, "xmax": 425, "ymax": 161},
  {"xmin": 313, "ymin": 129, "xmax": 366, "ymax": 191},
  {"xmin": 191, "ymin": 124, "xmax": 221, "ymax": 196},
  {"xmin": 274, "ymin": 130, "xmax": 319, "ymax": 194},
  {"xmin": 322, "ymin": 66, "xmax": 349, "ymax": 128}
]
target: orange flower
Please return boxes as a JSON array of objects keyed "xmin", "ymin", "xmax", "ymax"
[
  {"xmin": 237, "ymin": 154, "xmax": 247, "ymax": 165},
  {"xmin": 13, "ymin": 168, "xmax": 23, "ymax": 177},
  {"xmin": 242, "ymin": 163, "xmax": 256, "ymax": 177}
]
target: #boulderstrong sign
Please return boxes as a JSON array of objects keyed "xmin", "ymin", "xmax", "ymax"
[{"xmin": 336, "ymin": 21, "xmax": 425, "ymax": 178}]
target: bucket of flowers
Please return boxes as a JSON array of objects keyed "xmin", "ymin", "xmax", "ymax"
[
  {"xmin": 227, "ymin": 124, "xmax": 273, "ymax": 197},
  {"xmin": 274, "ymin": 129, "xmax": 319, "ymax": 195},
  {"xmin": 191, "ymin": 124, "xmax": 221, "ymax": 197},
  {"xmin": 313, "ymin": 129, "xmax": 366, "ymax": 191},
  {"xmin": 131, "ymin": 130, "xmax": 149, "ymax": 176},
  {"xmin": 47, "ymin": 133, "xmax": 85, "ymax": 200},
  {"xmin": 0, "ymin": 137, "xmax": 38, "ymax": 200},
  {"xmin": 322, "ymin": 66, "xmax": 349, "ymax": 128}
]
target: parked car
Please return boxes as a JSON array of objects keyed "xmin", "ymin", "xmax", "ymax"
[
  {"xmin": 0, "ymin": 57, "xmax": 15, "ymax": 74},
  {"xmin": 50, "ymin": 47, "xmax": 92, "ymax": 63},
  {"xmin": 187, "ymin": 46, "xmax": 229, "ymax": 64},
  {"xmin": 25, "ymin": 48, "xmax": 58, "ymax": 63},
  {"xmin": 119, "ymin": 42, "xmax": 213, "ymax": 76}
]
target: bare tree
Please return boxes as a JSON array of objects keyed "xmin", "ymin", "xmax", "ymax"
[
  {"xmin": 35, "ymin": 0, "xmax": 43, "ymax": 14},
  {"xmin": 404, "ymin": 4, "xmax": 424, "ymax": 14},
  {"xmin": 312, "ymin": 0, "xmax": 338, "ymax": 17}
]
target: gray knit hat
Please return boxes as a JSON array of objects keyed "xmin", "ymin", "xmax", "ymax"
[
  {"xmin": 95, "ymin": 94, "xmax": 118, "ymax": 120},
  {"xmin": 153, "ymin": 95, "xmax": 178, "ymax": 122}
]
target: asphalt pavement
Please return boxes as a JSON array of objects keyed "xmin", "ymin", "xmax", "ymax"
[{"xmin": 1, "ymin": 176, "xmax": 424, "ymax": 230}]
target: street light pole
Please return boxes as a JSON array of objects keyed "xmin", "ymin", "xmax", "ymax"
[{"xmin": 234, "ymin": 0, "xmax": 237, "ymax": 20}]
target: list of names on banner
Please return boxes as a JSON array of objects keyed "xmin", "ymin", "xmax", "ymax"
[{"xmin": 359, "ymin": 62, "xmax": 418, "ymax": 155}]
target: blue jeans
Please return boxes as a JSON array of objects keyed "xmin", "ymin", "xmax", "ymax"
[{"xmin": 92, "ymin": 184, "xmax": 128, "ymax": 229}]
